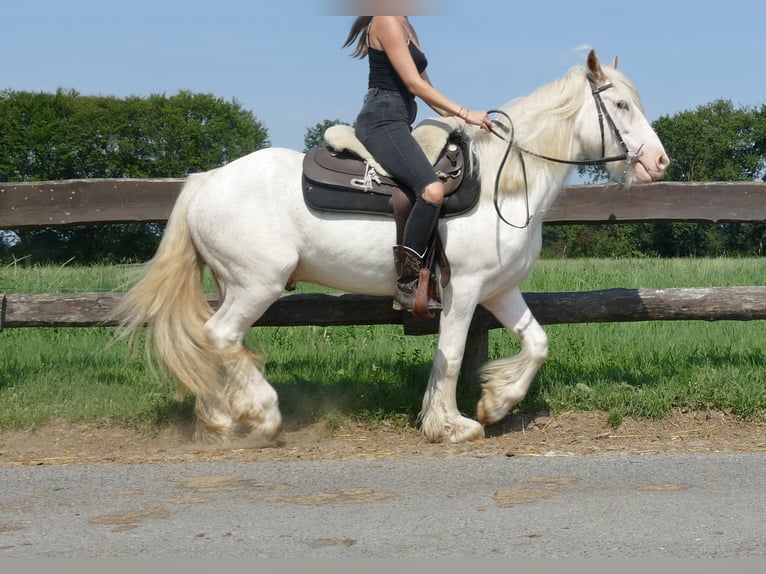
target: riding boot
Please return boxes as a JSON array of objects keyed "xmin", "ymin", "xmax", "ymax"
[
  {"xmin": 393, "ymin": 197, "xmax": 443, "ymax": 317},
  {"xmin": 392, "ymin": 245, "xmax": 439, "ymax": 317},
  {"xmin": 403, "ymin": 196, "xmax": 441, "ymax": 257}
]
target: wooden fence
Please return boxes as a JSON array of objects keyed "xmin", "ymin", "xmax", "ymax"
[{"xmin": 2, "ymin": 179, "xmax": 766, "ymax": 373}]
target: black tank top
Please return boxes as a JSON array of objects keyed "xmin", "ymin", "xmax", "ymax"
[{"xmin": 367, "ymin": 41, "xmax": 428, "ymax": 94}]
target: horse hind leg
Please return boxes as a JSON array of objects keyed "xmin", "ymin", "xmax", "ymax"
[
  {"xmin": 195, "ymin": 287, "xmax": 283, "ymax": 443},
  {"xmin": 215, "ymin": 347, "xmax": 282, "ymax": 442}
]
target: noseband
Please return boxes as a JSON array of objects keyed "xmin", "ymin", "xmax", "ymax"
[{"xmin": 488, "ymin": 75, "xmax": 639, "ymax": 228}]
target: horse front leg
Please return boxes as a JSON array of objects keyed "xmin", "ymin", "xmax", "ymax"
[
  {"xmin": 419, "ymin": 295, "xmax": 485, "ymax": 444},
  {"xmin": 476, "ymin": 287, "xmax": 549, "ymax": 426}
]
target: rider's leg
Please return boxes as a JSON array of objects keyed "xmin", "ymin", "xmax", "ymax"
[
  {"xmin": 403, "ymin": 182, "xmax": 445, "ymax": 257},
  {"xmin": 393, "ymin": 181, "xmax": 445, "ymax": 316}
]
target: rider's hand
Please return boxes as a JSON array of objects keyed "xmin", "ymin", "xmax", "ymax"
[{"xmin": 464, "ymin": 109, "xmax": 492, "ymax": 131}]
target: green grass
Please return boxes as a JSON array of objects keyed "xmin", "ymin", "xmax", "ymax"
[{"xmin": 1, "ymin": 257, "xmax": 764, "ymax": 432}]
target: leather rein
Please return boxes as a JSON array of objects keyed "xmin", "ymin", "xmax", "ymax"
[{"xmin": 487, "ymin": 75, "xmax": 639, "ymax": 229}]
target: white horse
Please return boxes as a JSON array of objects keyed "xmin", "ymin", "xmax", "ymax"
[{"xmin": 115, "ymin": 50, "xmax": 668, "ymax": 444}]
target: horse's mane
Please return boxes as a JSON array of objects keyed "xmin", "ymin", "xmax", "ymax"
[{"xmin": 470, "ymin": 61, "xmax": 638, "ymax": 197}]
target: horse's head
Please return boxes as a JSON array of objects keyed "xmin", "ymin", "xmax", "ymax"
[
  {"xmin": 584, "ymin": 50, "xmax": 669, "ymax": 184},
  {"xmin": 471, "ymin": 50, "xmax": 670, "ymax": 227}
]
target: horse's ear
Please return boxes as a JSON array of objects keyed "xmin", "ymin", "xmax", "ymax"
[
  {"xmin": 610, "ymin": 56, "xmax": 618, "ymax": 69},
  {"xmin": 587, "ymin": 49, "xmax": 605, "ymax": 81}
]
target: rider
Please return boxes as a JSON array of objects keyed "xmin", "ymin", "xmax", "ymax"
[{"xmin": 343, "ymin": 15, "xmax": 492, "ymax": 315}]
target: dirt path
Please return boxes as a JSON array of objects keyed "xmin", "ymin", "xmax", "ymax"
[{"xmin": 1, "ymin": 410, "xmax": 764, "ymax": 467}]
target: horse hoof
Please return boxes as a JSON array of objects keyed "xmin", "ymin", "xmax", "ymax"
[
  {"xmin": 448, "ymin": 417, "xmax": 485, "ymax": 443},
  {"xmin": 420, "ymin": 414, "xmax": 484, "ymax": 443},
  {"xmin": 236, "ymin": 410, "xmax": 283, "ymax": 443},
  {"xmin": 193, "ymin": 421, "xmax": 231, "ymax": 444},
  {"xmin": 476, "ymin": 388, "xmax": 512, "ymax": 426}
]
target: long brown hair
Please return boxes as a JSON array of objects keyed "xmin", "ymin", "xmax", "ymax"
[{"xmin": 342, "ymin": 16, "xmax": 373, "ymax": 59}]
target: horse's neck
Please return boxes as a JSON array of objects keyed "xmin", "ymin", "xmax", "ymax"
[
  {"xmin": 478, "ymin": 129, "xmax": 576, "ymax": 224},
  {"xmin": 502, "ymin": 105, "xmax": 582, "ymax": 216},
  {"xmin": 529, "ymin": 161, "xmax": 573, "ymax": 211}
]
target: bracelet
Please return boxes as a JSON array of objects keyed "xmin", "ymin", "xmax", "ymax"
[{"xmin": 457, "ymin": 106, "xmax": 468, "ymax": 121}]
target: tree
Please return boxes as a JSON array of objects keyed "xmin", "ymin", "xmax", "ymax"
[
  {"xmin": 654, "ymin": 100, "xmax": 764, "ymax": 182},
  {"xmin": 649, "ymin": 100, "xmax": 765, "ymax": 256},
  {"xmin": 543, "ymin": 100, "xmax": 766, "ymax": 257},
  {"xmin": 0, "ymin": 89, "xmax": 270, "ymax": 264},
  {"xmin": 303, "ymin": 118, "xmax": 350, "ymax": 152},
  {"xmin": 754, "ymin": 103, "xmax": 766, "ymax": 180}
]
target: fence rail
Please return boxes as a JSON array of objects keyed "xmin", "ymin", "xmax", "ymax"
[
  {"xmin": 2, "ymin": 179, "xmax": 765, "ymax": 374},
  {"xmin": 3, "ymin": 287, "xmax": 766, "ymax": 331},
  {"xmin": 2, "ymin": 180, "xmax": 766, "ymax": 228}
]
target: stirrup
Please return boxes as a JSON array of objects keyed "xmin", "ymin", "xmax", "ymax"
[
  {"xmin": 392, "ymin": 272, "xmax": 441, "ymax": 318},
  {"xmin": 413, "ymin": 268, "xmax": 438, "ymax": 318}
]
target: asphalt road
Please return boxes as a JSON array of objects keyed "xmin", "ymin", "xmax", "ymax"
[{"xmin": 1, "ymin": 452, "xmax": 764, "ymax": 558}]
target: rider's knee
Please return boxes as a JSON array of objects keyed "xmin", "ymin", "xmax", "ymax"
[{"xmin": 422, "ymin": 181, "xmax": 445, "ymax": 204}]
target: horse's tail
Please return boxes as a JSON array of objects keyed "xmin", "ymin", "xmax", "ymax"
[{"xmin": 113, "ymin": 172, "xmax": 221, "ymax": 399}]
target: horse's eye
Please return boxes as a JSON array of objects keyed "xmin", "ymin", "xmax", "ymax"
[{"xmin": 616, "ymin": 100, "xmax": 629, "ymax": 111}]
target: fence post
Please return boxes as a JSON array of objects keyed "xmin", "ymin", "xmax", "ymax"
[{"xmin": 460, "ymin": 327, "xmax": 489, "ymax": 384}]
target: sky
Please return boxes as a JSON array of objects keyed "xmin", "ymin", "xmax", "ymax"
[{"xmin": 3, "ymin": 0, "xmax": 764, "ymax": 152}]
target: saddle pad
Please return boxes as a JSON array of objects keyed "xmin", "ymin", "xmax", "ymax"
[{"xmin": 302, "ymin": 170, "xmax": 481, "ymax": 218}]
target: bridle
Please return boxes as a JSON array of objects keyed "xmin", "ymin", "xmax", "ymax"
[{"xmin": 488, "ymin": 75, "xmax": 641, "ymax": 229}]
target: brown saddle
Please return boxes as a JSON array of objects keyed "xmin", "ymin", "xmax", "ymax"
[{"xmin": 302, "ymin": 133, "xmax": 480, "ymax": 227}]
